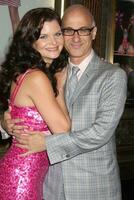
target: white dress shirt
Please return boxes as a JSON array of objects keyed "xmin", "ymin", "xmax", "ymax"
[{"xmin": 68, "ymin": 49, "xmax": 94, "ymax": 80}]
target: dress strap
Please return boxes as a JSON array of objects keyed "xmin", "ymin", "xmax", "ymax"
[{"xmin": 10, "ymin": 69, "xmax": 38, "ymax": 103}]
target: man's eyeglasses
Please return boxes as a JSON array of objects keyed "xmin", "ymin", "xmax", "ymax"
[{"xmin": 62, "ymin": 26, "xmax": 95, "ymax": 36}]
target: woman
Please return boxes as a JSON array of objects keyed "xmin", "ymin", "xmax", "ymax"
[{"xmin": 0, "ymin": 7, "xmax": 70, "ymax": 200}]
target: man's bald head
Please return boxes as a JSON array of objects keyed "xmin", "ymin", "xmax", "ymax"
[
  {"xmin": 61, "ymin": 4, "xmax": 97, "ymax": 64},
  {"xmin": 62, "ymin": 4, "xmax": 95, "ymax": 27}
]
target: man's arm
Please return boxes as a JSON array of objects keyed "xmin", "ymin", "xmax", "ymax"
[
  {"xmin": 45, "ymin": 68, "xmax": 127, "ymax": 164},
  {"xmin": 0, "ymin": 126, "xmax": 10, "ymax": 139},
  {"xmin": 0, "ymin": 113, "xmax": 10, "ymax": 139}
]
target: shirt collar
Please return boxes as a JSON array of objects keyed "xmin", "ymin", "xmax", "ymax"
[
  {"xmin": 69, "ymin": 49, "xmax": 94, "ymax": 68},
  {"xmin": 68, "ymin": 49, "xmax": 94, "ymax": 78}
]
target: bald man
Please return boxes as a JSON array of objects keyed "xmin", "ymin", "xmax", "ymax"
[{"xmin": 44, "ymin": 5, "xmax": 127, "ymax": 200}]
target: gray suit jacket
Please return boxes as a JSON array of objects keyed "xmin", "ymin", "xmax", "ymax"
[{"xmin": 44, "ymin": 53, "xmax": 127, "ymax": 200}]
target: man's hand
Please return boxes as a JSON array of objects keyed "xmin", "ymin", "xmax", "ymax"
[
  {"xmin": 2, "ymin": 110, "xmax": 13, "ymax": 134},
  {"xmin": 15, "ymin": 131, "xmax": 47, "ymax": 156},
  {"xmin": 3, "ymin": 110, "xmax": 49, "ymax": 156},
  {"xmin": 3, "ymin": 110, "xmax": 26, "ymax": 136}
]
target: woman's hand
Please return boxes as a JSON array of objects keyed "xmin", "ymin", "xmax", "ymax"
[{"xmin": 55, "ymin": 67, "xmax": 68, "ymax": 91}]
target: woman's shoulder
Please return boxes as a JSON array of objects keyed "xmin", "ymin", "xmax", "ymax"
[
  {"xmin": 24, "ymin": 69, "xmax": 51, "ymax": 88},
  {"xmin": 25, "ymin": 69, "xmax": 49, "ymax": 81}
]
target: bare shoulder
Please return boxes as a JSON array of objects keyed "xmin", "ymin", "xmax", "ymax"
[
  {"xmin": 25, "ymin": 70, "xmax": 51, "ymax": 86},
  {"xmin": 26, "ymin": 70, "xmax": 48, "ymax": 80}
]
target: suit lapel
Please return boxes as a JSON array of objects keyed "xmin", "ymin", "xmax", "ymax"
[
  {"xmin": 69, "ymin": 53, "xmax": 100, "ymax": 106},
  {"xmin": 65, "ymin": 67, "xmax": 71, "ymax": 109}
]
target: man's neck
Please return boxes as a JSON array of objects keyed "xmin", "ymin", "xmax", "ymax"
[{"xmin": 70, "ymin": 50, "xmax": 93, "ymax": 65}]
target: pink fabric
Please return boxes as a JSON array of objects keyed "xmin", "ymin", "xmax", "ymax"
[
  {"xmin": 0, "ymin": 70, "xmax": 50, "ymax": 200},
  {"xmin": 0, "ymin": 0, "xmax": 20, "ymax": 7}
]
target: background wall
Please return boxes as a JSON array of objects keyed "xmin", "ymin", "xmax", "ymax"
[{"xmin": 0, "ymin": 0, "xmax": 55, "ymax": 64}]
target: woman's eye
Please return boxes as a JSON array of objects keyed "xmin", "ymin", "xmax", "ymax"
[
  {"xmin": 55, "ymin": 32, "xmax": 62, "ymax": 37},
  {"xmin": 39, "ymin": 34, "xmax": 48, "ymax": 39}
]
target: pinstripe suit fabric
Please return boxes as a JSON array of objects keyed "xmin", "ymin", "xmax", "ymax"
[{"xmin": 44, "ymin": 52, "xmax": 127, "ymax": 200}]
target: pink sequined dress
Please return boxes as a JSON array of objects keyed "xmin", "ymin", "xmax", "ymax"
[{"xmin": 0, "ymin": 70, "xmax": 50, "ymax": 200}]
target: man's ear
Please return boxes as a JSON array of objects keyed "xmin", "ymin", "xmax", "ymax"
[{"xmin": 92, "ymin": 26, "xmax": 97, "ymax": 40}]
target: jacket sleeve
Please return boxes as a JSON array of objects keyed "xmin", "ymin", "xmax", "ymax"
[
  {"xmin": 0, "ymin": 124, "xmax": 10, "ymax": 139},
  {"xmin": 46, "ymin": 68, "xmax": 127, "ymax": 164}
]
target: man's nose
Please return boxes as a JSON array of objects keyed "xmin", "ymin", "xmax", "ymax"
[{"xmin": 72, "ymin": 31, "xmax": 81, "ymax": 41}]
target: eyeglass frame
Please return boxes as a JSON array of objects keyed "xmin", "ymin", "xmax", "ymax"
[{"xmin": 62, "ymin": 26, "xmax": 96, "ymax": 36}]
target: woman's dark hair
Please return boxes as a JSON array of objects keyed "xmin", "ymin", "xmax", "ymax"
[{"xmin": 0, "ymin": 7, "xmax": 68, "ymax": 110}]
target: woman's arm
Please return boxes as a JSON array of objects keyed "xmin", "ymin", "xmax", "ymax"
[
  {"xmin": 55, "ymin": 68, "xmax": 70, "ymax": 126},
  {"xmin": 2, "ymin": 69, "xmax": 71, "ymax": 154},
  {"xmin": 13, "ymin": 70, "xmax": 71, "ymax": 134}
]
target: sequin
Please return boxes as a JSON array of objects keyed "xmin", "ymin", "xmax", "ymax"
[{"xmin": 0, "ymin": 104, "xmax": 50, "ymax": 200}]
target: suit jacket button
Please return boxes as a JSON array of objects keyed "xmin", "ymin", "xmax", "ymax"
[{"xmin": 66, "ymin": 154, "xmax": 70, "ymax": 158}]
